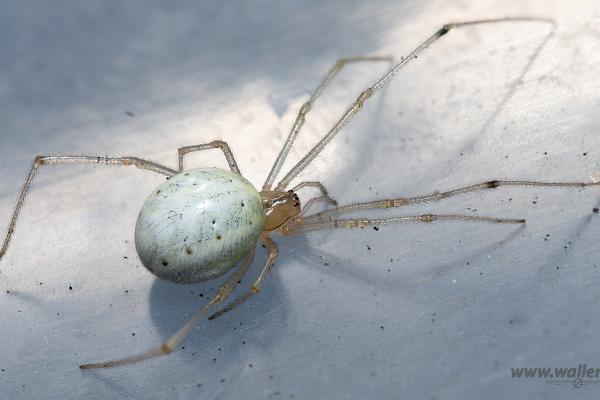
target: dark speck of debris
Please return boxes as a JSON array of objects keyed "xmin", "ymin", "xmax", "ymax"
[
  {"xmin": 196, "ymin": 383, "xmax": 203, "ymax": 387},
  {"xmin": 220, "ymin": 378, "xmax": 226, "ymax": 383},
  {"xmin": 532, "ymin": 201, "xmax": 537, "ymax": 205},
  {"xmin": 544, "ymin": 151, "xmax": 548, "ymax": 155},
  {"xmin": 323, "ymin": 262, "xmax": 329, "ymax": 266},
  {"xmin": 366, "ymin": 245, "xmax": 371, "ymax": 251},
  {"xmin": 125, "ymin": 110, "xmax": 135, "ymax": 117},
  {"xmin": 583, "ymin": 152, "xmax": 588, "ymax": 156},
  {"xmin": 593, "ymin": 208, "xmax": 599, "ymax": 214},
  {"xmin": 123, "ymin": 256, "xmax": 128, "ymax": 259},
  {"xmin": 69, "ymin": 285, "xmax": 72, "ymax": 290},
  {"xmin": 124, "ymin": 290, "xmax": 129, "ymax": 294},
  {"xmin": 373, "ymin": 226, "xmax": 379, "ymax": 231},
  {"xmin": 132, "ymin": 332, "xmax": 135, "ymax": 336},
  {"xmin": 5, "ymin": 290, "xmax": 9, "ymax": 294},
  {"xmin": 249, "ymin": 363, "xmax": 253, "ymax": 368},
  {"xmin": 213, "ymin": 358, "xmax": 217, "ymax": 362},
  {"xmin": 556, "ymin": 266, "xmax": 560, "ymax": 270},
  {"xmin": 380, "ymin": 326, "xmax": 384, "ymax": 330}
]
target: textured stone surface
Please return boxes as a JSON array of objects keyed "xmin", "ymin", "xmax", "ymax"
[{"xmin": 0, "ymin": 1, "xmax": 599, "ymax": 399}]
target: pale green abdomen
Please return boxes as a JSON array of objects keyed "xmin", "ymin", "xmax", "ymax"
[{"xmin": 135, "ymin": 167, "xmax": 265, "ymax": 283}]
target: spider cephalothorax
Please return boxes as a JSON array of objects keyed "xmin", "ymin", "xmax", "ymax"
[{"xmin": 261, "ymin": 190, "xmax": 301, "ymax": 230}]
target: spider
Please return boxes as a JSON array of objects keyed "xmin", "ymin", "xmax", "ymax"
[{"xmin": 0, "ymin": 16, "xmax": 596, "ymax": 369}]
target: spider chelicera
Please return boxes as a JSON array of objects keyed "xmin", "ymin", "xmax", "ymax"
[{"xmin": 1, "ymin": 16, "xmax": 596, "ymax": 369}]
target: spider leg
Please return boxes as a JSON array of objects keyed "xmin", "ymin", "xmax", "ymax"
[
  {"xmin": 292, "ymin": 181, "xmax": 337, "ymax": 205},
  {"xmin": 263, "ymin": 56, "xmax": 394, "ymax": 190},
  {"xmin": 299, "ymin": 196, "xmax": 335, "ymax": 217},
  {"xmin": 177, "ymin": 140, "xmax": 240, "ymax": 174},
  {"xmin": 0, "ymin": 155, "xmax": 176, "ymax": 261},
  {"xmin": 79, "ymin": 247, "xmax": 256, "ymax": 369},
  {"xmin": 302, "ymin": 179, "xmax": 600, "ymax": 223},
  {"xmin": 274, "ymin": 17, "xmax": 555, "ymax": 191},
  {"xmin": 291, "ymin": 181, "xmax": 338, "ymax": 217},
  {"xmin": 208, "ymin": 234, "xmax": 278, "ymax": 321},
  {"xmin": 281, "ymin": 214, "xmax": 525, "ymax": 235}
]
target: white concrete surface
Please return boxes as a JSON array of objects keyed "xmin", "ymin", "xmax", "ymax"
[{"xmin": 1, "ymin": 1, "xmax": 600, "ymax": 399}]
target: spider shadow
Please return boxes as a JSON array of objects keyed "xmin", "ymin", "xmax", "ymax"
[
  {"xmin": 533, "ymin": 201, "xmax": 600, "ymax": 287},
  {"xmin": 456, "ymin": 25, "xmax": 556, "ymax": 158},
  {"xmin": 146, "ymin": 247, "xmax": 290, "ymax": 370},
  {"xmin": 81, "ymin": 370, "xmax": 152, "ymax": 400},
  {"xmin": 394, "ymin": 24, "xmax": 556, "ymax": 187},
  {"xmin": 432, "ymin": 224, "xmax": 526, "ymax": 278},
  {"xmin": 2, "ymin": 289, "xmax": 46, "ymax": 308},
  {"xmin": 287, "ymin": 223, "xmax": 526, "ymax": 296},
  {"xmin": 482, "ymin": 207, "xmax": 600, "ymax": 335},
  {"xmin": 78, "ymin": 249, "xmax": 290, "ymax": 398},
  {"xmin": 336, "ymin": 63, "xmax": 392, "ymax": 187}
]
